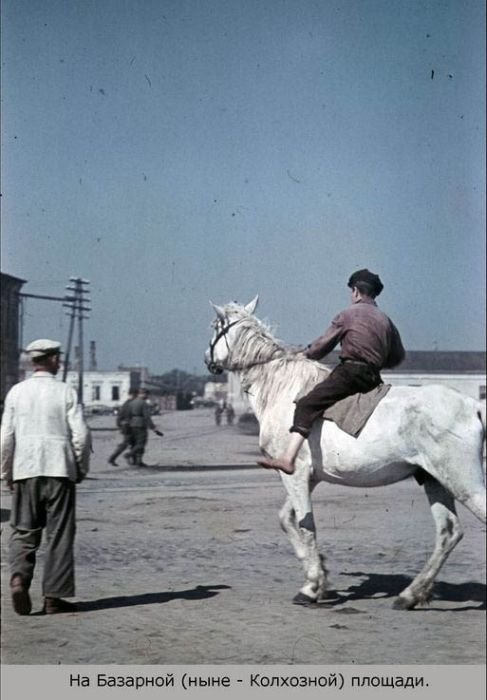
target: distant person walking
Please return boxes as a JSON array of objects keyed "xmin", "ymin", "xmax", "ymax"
[
  {"xmin": 225, "ymin": 403, "xmax": 235, "ymax": 425},
  {"xmin": 126, "ymin": 388, "xmax": 163, "ymax": 466},
  {"xmin": 0, "ymin": 339, "xmax": 91, "ymax": 615},
  {"xmin": 215, "ymin": 403, "xmax": 224, "ymax": 426},
  {"xmin": 108, "ymin": 388, "xmax": 137, "ymax": 466}
]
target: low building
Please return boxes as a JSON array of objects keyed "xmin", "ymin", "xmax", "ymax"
[
  {"xmin": 382, "ymin": 351, "xmax": 485, "ymax": 401},
  {"xmin": 1, "ymin": 272, "xmax": 26, "ymax": 406},
  {"xmin": 221, "ymin": 350, "xmax": 486, "ymax": 416},
  {"xmin": 382, "ymin": 371, "xmax": 485, "ymax": 400},
  {"xmin": 326, "ymin": 350, "xmax": 486, "ymax": 401},
  {"xmin": 203, "ymin": 380, "xmax": 228, "ymax": 405},
  {"xmin": 64, "ymin": 369, "xmax": 133, "ymax": 413}
]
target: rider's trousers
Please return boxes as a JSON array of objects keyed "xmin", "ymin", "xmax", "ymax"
[{"xmin": 291, "ymin": 361, "xmax": 381, "ymax": 438}]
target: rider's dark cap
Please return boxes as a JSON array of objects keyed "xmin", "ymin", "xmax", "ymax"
[{"xmin": 347, "ymin": 269, "xmax": 384, "ymax": 297}]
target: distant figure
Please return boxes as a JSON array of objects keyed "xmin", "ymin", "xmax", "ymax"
[
  {"xmin": 258, "ymin": 269, "xmax": 405, "ymax": 475},
  {"xmin": 126, "ymin": 388, "xmax": 163, "ymax": 466},
  {"xmin": 0, "ymin": 339, "xmax": 91, "ymax": 615},
  {"xmin": 108, "ymin": 388, "xmax": 137, "ymax": 466},
  {"xmin": 225, "ymin": 403, "xmax": 235, "ymax": 425},
  {"xmin": 215, "ymin": 400, "xmax": 225, "ymax": 426}
]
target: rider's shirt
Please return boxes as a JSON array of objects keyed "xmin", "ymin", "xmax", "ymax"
[{"xmin": 305, "ymin": 299, "xmax": 405, "ymax": 370}]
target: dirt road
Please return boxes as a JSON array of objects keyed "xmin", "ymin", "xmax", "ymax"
[{"xmin": 1, "ymin": 409, "xmax": 485, "ymax": 665}]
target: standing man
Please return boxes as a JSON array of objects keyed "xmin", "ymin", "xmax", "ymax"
[
  {"xmin": 126, "ymin": 388, "xmax": 163, "ymax": 467},
  {"xmin": 108, "ymin": 388, "xmax": 137, "ymax": 466},
  {"xmin": 1, "ymin": 339, "xmax": 91, "ymax": 615},
  {"xmin": 257, "ymin": 269, "xmax": 405, "ymax": 474}
]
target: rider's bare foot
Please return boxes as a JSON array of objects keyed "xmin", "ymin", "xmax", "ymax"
[{"xmin": 257, "ymin": 457, "xmax": 295, "ymax": 475}]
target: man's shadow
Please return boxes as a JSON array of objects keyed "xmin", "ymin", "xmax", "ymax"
[
  {"xmin": 323, "ymin": 572, "xmax": 486, "ymax": 611},
  {"xmin": 71, "ymin": 584, "xmax": 231, "ymax": 613}
]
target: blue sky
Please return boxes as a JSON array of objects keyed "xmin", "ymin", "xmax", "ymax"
[{"xmin": 1, "ymin": 0, "xmax": 485, "ymax": 373}]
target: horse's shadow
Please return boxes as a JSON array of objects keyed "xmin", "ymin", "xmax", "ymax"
[
  {"xmin": 324, "ymin": 572, "xmax": 486, "ymax": 611},
  {"xmin": 33, "ymin": 584, "xmax": 231, "ymax": 614}
]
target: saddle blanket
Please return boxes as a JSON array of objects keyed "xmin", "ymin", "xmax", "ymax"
[{"xmin": 323, "ymin": 383, "xmax": 391, "ymax": 437}]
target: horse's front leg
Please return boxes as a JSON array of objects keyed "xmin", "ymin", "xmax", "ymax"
[{"xmin": 280, "ymin": 472, "xmax": 328, "ymax": 605}]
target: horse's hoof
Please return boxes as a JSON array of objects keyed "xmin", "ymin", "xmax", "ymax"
[
  {"xmin": 292, "ymin": 592, "xmax": 317, "ymax": 607},
  {"xmin": 392, "ymin": 596, "xmax": 416, "ymax": 610}
]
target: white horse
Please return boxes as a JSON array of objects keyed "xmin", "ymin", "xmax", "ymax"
[{"xmin": 204, "ymin": 296, "xmax": 486, "ymax": 608}]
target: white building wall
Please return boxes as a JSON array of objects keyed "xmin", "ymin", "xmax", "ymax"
[
  {"xmin": 203, "ymin": 381, "xmax": 228, "ymax": 403},
  {"xmin": 226, "ymin": 373, "xmax": 250, "ymax": 415},
  {"xmin": 382, "ymin": 372, "xmax": 486, "ymax": 401},
  {"xmin": 64, "ymin": 370, "xmax": 132, "ymax": 409},
  {"xmin": 213, "ymin": 371, "xmax": 486, "ymax": 418}
]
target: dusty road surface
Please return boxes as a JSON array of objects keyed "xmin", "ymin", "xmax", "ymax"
[{"xmin": 1, "ymin": 409, "xmax": 485, "ymax": 665}]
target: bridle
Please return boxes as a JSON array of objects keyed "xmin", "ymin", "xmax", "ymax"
[
  {"xmin": 207, "ymin": 314, "xmax": 288, "ymax": 374},
  {"xmin": 206, "ymin": 317, "xmax": 243, "ymax": 374}
]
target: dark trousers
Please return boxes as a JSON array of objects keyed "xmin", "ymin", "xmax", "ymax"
[
  {"xmin": 129, "ymin": 427, "xmax": 149, "ymax": 465},
  {"xmin": 9, "ymin": 477, "xmax": 76, "ymax": 598},
  {"xmin": 109, "ymin": 429, "xmax": 136, "ymax": 461},
  {"xmin": 292, "ymin": 362, "xmax": 381, "ymax": 437}
]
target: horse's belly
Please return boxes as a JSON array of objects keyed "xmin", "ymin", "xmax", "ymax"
[
  {"xmin": 317, "ymin": 459, "xmax": 416, "ymax": 487},
  {"xmin": 310, "ymin": 421, "xmax": 417, "ymax": 486}
]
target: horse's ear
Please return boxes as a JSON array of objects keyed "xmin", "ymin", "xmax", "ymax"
[
  {"xmin": 210, "ymin": 301, "xmax": 226, "ymax": 320},
  {"xmin": 244, "ymin": 295, "xmax": 259, "ymax": 315}
]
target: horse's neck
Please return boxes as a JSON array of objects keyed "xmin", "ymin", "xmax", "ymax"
[
  {"xmin": 238, "ymin": 356, "xmax": 327, "ymax": 423},
  {"xmin": 230, "ymin": 320, "xmax": 328, "ymax": 421}
]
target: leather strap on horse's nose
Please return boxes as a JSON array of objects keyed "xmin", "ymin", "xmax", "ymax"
[{"xmin": 208, "ymin": 317, "xmax": 242, "ymax": 371}]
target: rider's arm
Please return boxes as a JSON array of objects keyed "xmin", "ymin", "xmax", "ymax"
[
  {"xmin": 305, "ymin": 313, "xmax": 344, "ymax": 361},
  {"xmin": 383, "ymin": 321, "xmax": 406, "ymax": 369}
]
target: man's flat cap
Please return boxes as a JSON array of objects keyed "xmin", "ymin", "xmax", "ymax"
[
  {"xmin": 347, "ymin": 269, "xmax": 384, "ymax": 296},
  {"xmin": 25, "ymin": 339, "xmax": 62, "ymax": 358}
]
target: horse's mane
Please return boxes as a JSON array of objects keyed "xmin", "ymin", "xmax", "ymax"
[{"xmin": 224, "ymin": 304, "xmax": 330, "ymax": 413}]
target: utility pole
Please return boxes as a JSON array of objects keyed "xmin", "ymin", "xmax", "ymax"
[
  {"xmin": 63, "ymin": 278, "xmax": 91, "ymax": 404},
  {"xmin": 62, "ymin": 298, "xmax": 77, "ymax": 383}
]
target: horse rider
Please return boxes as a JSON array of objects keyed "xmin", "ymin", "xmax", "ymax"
[
  {"xmin": 125, "ymin": 388, "xmax": 163, "ymax": 467},
  {"xmin": 108, "ymin": 388, "xmax": 137, "ymax": 466},
  {"xmin": 257, "ymin": 269, "xmax": 405, "ymax": 475}
]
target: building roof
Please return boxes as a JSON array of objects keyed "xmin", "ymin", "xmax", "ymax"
[
  {"xmin": 325, "ymin": 350, "xmax": 486, "ymax": 372},
  {"xmin": 1, "ymin": 271, "xmax": 27, "ymax": 287}
]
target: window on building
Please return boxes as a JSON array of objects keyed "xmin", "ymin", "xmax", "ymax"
[
  {"xmin": 92, "ymin": 385, "xmax": 101, "ymax": 401},
  {"xmin": 480, "ymin": 386, "xmax": 486, "ymax": 401},
  {"xmin": 112, "ymin": 386, "xmax": 120, "ymax": 401}
]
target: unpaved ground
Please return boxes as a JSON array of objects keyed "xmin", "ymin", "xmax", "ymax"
[{"xmin": 1, "ymin": 409, "xmax": 485, "ymax": 665}]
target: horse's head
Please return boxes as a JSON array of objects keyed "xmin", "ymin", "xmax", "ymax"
[{"xmin": 204, "ymin": 295, "xmax": 259, "ymax": 374}]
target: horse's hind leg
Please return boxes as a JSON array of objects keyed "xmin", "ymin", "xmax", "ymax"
[{"xmin": 394, "ymin": 476, "xmax": 463, "ymax": 610}]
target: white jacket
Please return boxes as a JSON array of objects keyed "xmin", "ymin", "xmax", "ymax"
[{"xmin": 0, "ymin": 371, "xmax": 90, "ymax": 483}]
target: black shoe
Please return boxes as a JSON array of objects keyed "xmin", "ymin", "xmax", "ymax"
[
  {"xmin": 11, "ymin": 575, "xmax": 32, "ymax": 615},
  {"xmin": 43, "ymin": 597, "xmax": 78, "ymax": 614},
  {"xmin": 108, "ymin": 457, "xmax": 118, "ymax": 466}
]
